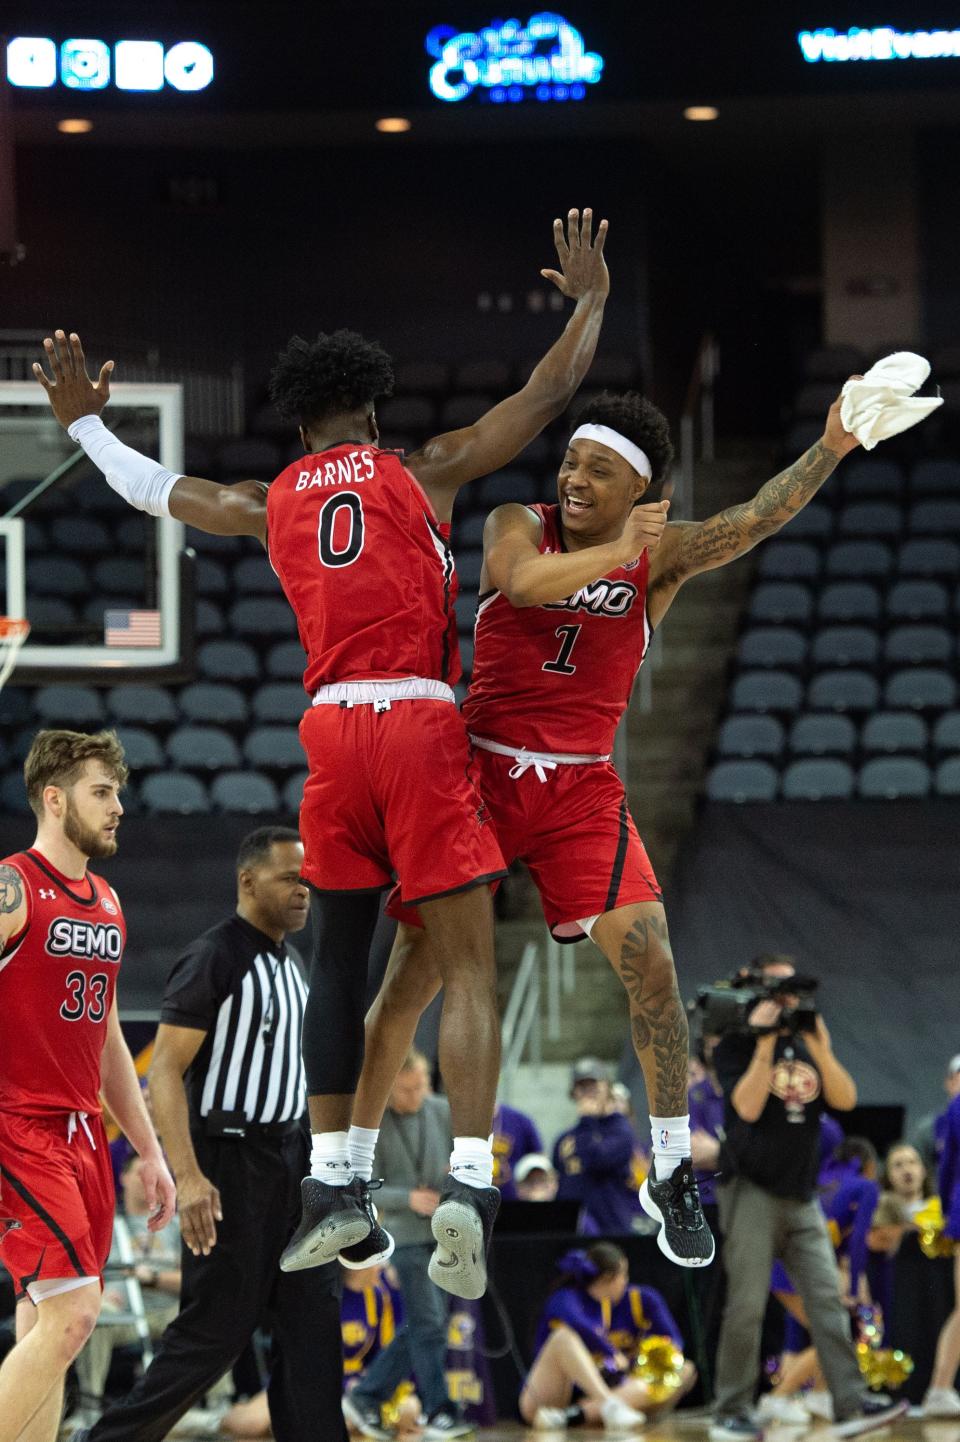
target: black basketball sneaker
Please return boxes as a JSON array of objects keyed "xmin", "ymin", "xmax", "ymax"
[
  {"xmin": 640, "ymin": 1159, "xmax": 715, "ymax": 1267},
  {"xmin": 279, "ymin": 1176, "xmax": 370, "ymax": 1272},
  {"xmin": 339, "ymin": 1178, "xmax": 395, "ymax": 1269},
  {"xmin": 428, "ymin": 1175, "xmax": 500, "ymax": 1299}
]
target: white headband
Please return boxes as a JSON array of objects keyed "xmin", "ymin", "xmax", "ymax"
[{"xmin": 569, "ymin": 423, "xmax": 652, "ymax": 479}]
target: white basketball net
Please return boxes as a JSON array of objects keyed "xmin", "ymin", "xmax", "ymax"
[{"xmin": 0, "ymin": 618, "xmax": 29, "ymax": 694}]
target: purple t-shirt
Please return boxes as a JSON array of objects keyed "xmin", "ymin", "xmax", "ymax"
[
  {"xmin": 689, "ymin": 1075, "xmax": 724, "ymax": 1205},
  {"xmin": 534, "ymin": 1282, "xmax": 683, "ymax": 1364},
  {"xmin": 553, "ymin": 1113, "xmax": 645, "ymax": 1234},
  {"xmin": 938, "ymin": 1094, "xmax": 960, "ymax": 1238},
  {"xmin": 493, "ymin": 1103, "xmax": 542, "ymax": 1200}
]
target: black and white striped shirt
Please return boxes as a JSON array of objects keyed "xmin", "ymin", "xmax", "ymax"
[{"xmin": 160, "ymin": 914, "xmax": 307, "ymax": 1126}]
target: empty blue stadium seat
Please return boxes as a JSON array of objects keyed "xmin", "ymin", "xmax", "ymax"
[
  {"xmin": 210, "ymin": 772, "xmax": 281, "ymax": 814},
  {"xmin": 455, "ymin": 549, "xmax": 484, "ymax": 591},
  {"xmin": 140, "ymin": 772, "xmax": 209, "ymax": 814},
  {"xmin": 935, "ymin": 757, "xmax": 960, "ymax": 796},
  {"xmin": 453, "ymin": 512, "xmax": 487, "ymax": 548},
  {"xmin": 194, "ymin": 557, "xmax": 230, "ymax": 596},
  {"xmin": 282, "ymin": 770, "xmax": 308, "ymax": 813},
  {"xmin": 932, "ymin": 712, "xmax": 960, "ymax": 754},
  {"xmin": 83, "ymin": 597, "xmax": 136, "ymax": 627},
  {"xmin": 455, "ymin": 591, "xmax": 478, "ymax": 634},
  {"xmin": 817, "ymin": 582, "xmax": 882, "ymax": 624},
  {"xmin": 35, "ymin": 685, "xmax": 105, "ymax": 726},
  {"xmin": 0, "ymin": 770, "xmax": 30, "ymax": 813},
  {"xmin": 838, "ymin": 502, "xmax": 901, "ymax": 538},
  {"xmin": 29, "ymin": 597, "xmax": 76, "ymax": 628},
  {"xmin": 229, "ymin": 597, "xmax": 295, "ymax": 639},
  {"xmin": 861, "ymin": 712, "xmax": 927, "ymax": 755},
  {"xmin": 811, "ymin": 626, "xmax": 879, "ymax": 669},
  {"xmin": 716, "ymin": 715, "xmax": 785, "ymax": 759},
  {"xmin": 266, "ymin": 640, "xmax": 306, "ymax": 680},
  {"xmin": 197, "ymin": 639, "xmax": 260, "ymax": 682},
  {"xmin": 233, "ymin": 555, "xmax": 280, "ymax": 594},
  {"xmin": 93, "ymin": 557, "xmax": 146, "ymax": 595},
  {"xmin": 825, "ymin": 540, "xmax": 893, "ymax": 579},
  {"xmin": 898, "ymin": 539, "xmax": 960, "ymax": 578},
  {"xmin": 107, "ymin": 685, "xmax": 178, "ymax": 727},
  {"xmin": 0, "ymin": 688, "xmax": 33, "ymax": 727},
  {"xmin": 909, "ymin": 459, "xmax": 960, "ymax": 496},
  {"xmin": 737, "ymin": 628, "xmax": 807, "ymax": 670},
  {"xmin": 186, "ymin": 527, "xmax": 242, "ymax": 557},
  {"xmin": 167, "ymin": 726, "xmax": 241, "ymax": 771},
  {"xmin": 730, "ymin": 671, "xmax": 803, "ymax": 713},
  {"xmin": 29, "ymin": 557, "xmax": 88, "ymax": 597},
  {"xmin": 756, "ymin": 542, "xmax": 820, "ymax": 582},
  {"xmin": 787, "ymin": 713, "xmax": 856, "ymax": 757},
  {"xmin": 252, "ymin": 684, "xmax": 307, "ymax": 724},
  {"xmin": 51, "ymin": 515, "xmax": 112, "ymax": 553},
  {"xmin": 883, "ymin": 625, "xmax": 953, "ymax": 667},
  {"xmin": 195, "ymin": 599, "xmax": 225, "ymax": 637},
  {"xmin": 114, "ymin": 726, "xmax": 164, "ymax": 770},
  {"xmin": 781, "ymin": 503, "xmax": 833, "ymax": 540},
  {"xmin": 807, "ymin": 669, "xmax": 880, "ymax": 713},
  {"xmin": 840, "ymin": 458, "xmax": 904, "ymax": 500},
  {"xmin": 858, "ymin": 757, "xmax": 931, "ymax": 800},
  {"xmin": 781, "ymin": 758, "xmax": 855, "ymax": 800},
  {"xmin": 243, "ymin": 726, "xmax": 306, "ymax": 770},
  {"xmin": 748, "ymin": 583, "xmax": 813, "ymax": 626},
  {"xmin": 24, "ymin": 520, "xmax": 47, "ymax": 553},
  {"xmin": 478, "ymin": 469, "xmax": 539, "ymax": 507},
  {"xmin": 705, "ymin": 760, "xmax": 778, "ymax": 802},
  {"xmin": 886, "ymin": 580, "xmax": 948, "ymax": 622},
  {"xmin": 178, "ymin": 682, "xmax": 248, "ymax": 725},
  {"xmin": 909, "ymin": 499, "xmax": 960, "ymax": 534},
  {"xmin": 114, "ymin": 515, "xmax": 149, "ymax": 553},
  {"xmin": 884, "ymin": 668, "xmax": 957, "ymax": 711}
]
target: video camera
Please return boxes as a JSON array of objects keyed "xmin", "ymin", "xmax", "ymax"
[{"xmin": 691, "ymin": 968, "xmax": 820, "ymax": 1038}]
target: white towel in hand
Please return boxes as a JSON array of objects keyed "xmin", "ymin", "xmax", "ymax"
[{"xmin": 840, "ymin": 351, "xmax": 942, "ymax": 450}]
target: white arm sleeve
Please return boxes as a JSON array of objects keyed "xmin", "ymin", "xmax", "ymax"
[{"xmin": 67, "ymin": 414, "xmax": 182, "ymax": 518}]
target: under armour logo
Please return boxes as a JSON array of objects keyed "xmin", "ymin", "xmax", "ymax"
[{"xmin": 39, "ymin": 888, "xmax": 56, "ymax": 900}]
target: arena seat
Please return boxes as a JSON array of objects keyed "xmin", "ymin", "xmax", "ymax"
[
  {"xmin": 178, "ymin": 682, "xmax": 248, "ymax": 725},
  {"xmin": 83, "ymin": 596, "xmax": 136, "ymax": 626},
  {"xmin": 840, "ymin": 458, "xmax": 905, "ymax": 501},
  {"xmin": 756, "ymin": 542, "xmax": 821, "ymax": 582},
  {"xmin": 909, "ymin": 498, "xmax": 960, "ymax": 535},
  {"xmin": 29, "ymin": 597, "xmax": 76, "ymax": 628},
  {"xmin": 478, "ymin": 469, "xmax": 539, "ymax": 507},
  {"xmin": 210, "ymin": 772, "xmax": 280, "ymax": 814},
  {"xmin": 243, "ymin": 726, "xmax": 307, "ymax": 770},
  {"xmin": 0, "ymin": 689, "xmax": 33, "ymax": 727},
  {"xmin": 233, "ymin": 555, "xmax": 281, "ymax": 594},
  {"xmin": 185, "ymin": 527, "xmax": 242, "ymax": 557},
  {"xmin": 93, "ymin": 557, "xmax": 147, "ymax": 595},
  {"xmin": 781, "ymin": 757, "xmax": 855, "ymax": 801},
  {"xmin": 729, "ymin": 671, "xmax": 803, "ymax": 714},
  {"xmin": 897, "ymin": 539, "xmax": 960, "ymax": 579},
  {"xmin": 228, "ymin": 597, "xmax": 295, "ymax": 639},
  {"xmin": 29, "ymin": 556, "xmax": 88, "ymax": 597},
  {"xmin": 933, "ymin": 712, "xmax": 960, "ymax": 755},
  {"xmin": 885, "ymin": 580, "xmax": 948, "ymax": 622},
  {"xmin": 935, "ymin": 756, "xmax": 960, "ymax": 796},
  {"xmin": 455, "ymin": 549, "xmax": 484, "ymax": 591},
  {"xmin": 716, "ymin": 715, "xmax": 785, "ymax": 760},
  {"xmin": 883, "ymin": 625, "xmax": 953, "ymax": 667},
  {"xmin": 35, "ymin": 685, "xmax": 105, "ymax": 727},
  {"xmin": 787, "ymin": 713, "xmax": 857, "ymax": 757},
  {"xmin": 266, "ymin": 640, "xmax": 306, "ymax": 680},
  {"xmin": 107, "ymin": 685, "xmax": 178, "ymax": 727},
  {"xmin": 196, "ymin": 639, "xmax": 260, "ymax": 682},
  {"xmin": 807, "ymin": 669, "xmax": 880, "ymax": 713},
  {"xmin": 453, "ymin": 511, "xmax": 486, "ymax": 548},
  {"xmin": 282, "ymin": 770, "xmax": 308, "ymax": 812},
  {"xmin": 861, "ymin": 712, "xmax": 927, "ymax": 755},
  {"xmin": 737, "ymin": 628, "xmax": 807, "ymax": 670},
  {"xmin": 837, "ymin": 501, "xmax": 901, "ymax": 539},
  {"xmin": 24, "ymin": 520, "xmax": 47, "ymax": 553},
  {"xmin": 455, "ymin": 591, "xmax": 478, "ymax": 634},
  {"xmin": 167, "ymin": 725, "xmax": 241, "ymax": 771},
  {"xmin": 810, "ymin": 626, "xmax": 880, "ymax": 669},
  {"xmin": 140, "ymin": 772, "xmax": 210, "ymax": 814},
  {"xmin": 705, "ymin": 759, "xmax": 779, "ymax": 802},
  {"xmin": 909, "ymin": 459, "xmax": 960, "ymax": 495},
  {"xmin": 816, "ymin": 581, "xmax": 882, "ymax": 625},
  {"xmin": 825, "ymin": 540, "xmax": 893, "ymax": 580},
  {"xmin": 0, "ymin": 770, "xmax": 30, "ymax": 812},
  {"xmin": 778, "ymin": 502, "xmax": 833, "ymax": 540},
  {"xmin": 194, "ymin": 556, "xmax": 230, "ymax": 596},
  {"xmin": 251, "ymin": 683, "xmax": 307, "ymax": 724},
  {"xmin": 195, "ymin": 599, "xmax": 226, "ymax": 637},
  {"xmin": 113, "ymin": 515, "xmax": 149, "ymax": 553},
  {"xmin": 858, "ymin": 756, "xmax": 931, "ymax": 800},
  {"xmin": 51, "ymin": 516, "xmax": 112, "ymax": 554},
  {"xmin": 884, "ymin": 667, "xmax": 957, "ymax": 711},
  {"xmin": 114, "ymin": 726, "xmax": 165, "ymax": 770},
  {"xmin": 749, "ymin": 582, "xmax": 807, "ymax": 628}
]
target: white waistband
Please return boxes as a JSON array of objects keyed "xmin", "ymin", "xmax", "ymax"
[
  {"xmin": 469, "ymin": 734, "xmax": 610, "ymax": 783},
  {"xmin": 67, "ymin": 1110, "xmax": 96, "ymax": 1149},
  {"xmin": 313, "ymin": 678, "xmax": 455, "ymax": 708}
]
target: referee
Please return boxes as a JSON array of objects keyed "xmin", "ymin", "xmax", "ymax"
[{"xmin": 75, "ymin": 826, "xmax": 347, "ymax": 1442}]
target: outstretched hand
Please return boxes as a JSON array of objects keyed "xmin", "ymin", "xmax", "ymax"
[
  {"xmin": 32, "ymin": 329, "xmax": 114, "ymax": 430},
  {"xmin": 541, "ymin": 207, "xmax": 609, "ymax": 300}
]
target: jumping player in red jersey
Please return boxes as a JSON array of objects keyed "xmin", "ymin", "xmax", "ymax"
[
  {"xmin": 0, "ymin": 729, "xmax": 176, "ymax": 1442},
  {"xmin": 34, "ymin": 208, "xmax": 610, "ymax": 1299},
  {"xmin": 351, "ymin": 385, "xmax": 861, "ymax": 1270}
]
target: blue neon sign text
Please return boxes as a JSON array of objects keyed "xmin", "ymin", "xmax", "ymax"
[
  {"xmin": 427, "ymin": 12, "xmax": 603, "ymax": 103},
  {"xmin": 6, "ymin": 36, "xmax": 214, "ymax": 91},
  {"xmin": 798, "ymin": 26, "xmax": 960, "ymax": 62}
]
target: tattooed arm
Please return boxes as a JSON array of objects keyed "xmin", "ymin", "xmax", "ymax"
[
  {"xmin": 0, "ymin": 862, "xmax": 27, "ymax": 950},
  {"xmin": 647, "ymin": 389, "xmax": 859, "ymax": 627}
]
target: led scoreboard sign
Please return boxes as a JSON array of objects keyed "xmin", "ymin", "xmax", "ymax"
[
  {"xmin": 798, "ymin": 25, "xmax": 960, "ymax": 62},
  {"xmin": 427, "ymin": 11, "xmax": 603, "ymax": 103},
  {"xmin": 5, "ymin": 36, "xmax": 214, "ymax": 92}
]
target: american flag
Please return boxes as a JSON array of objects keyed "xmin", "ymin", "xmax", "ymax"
[{"xmin": 105, "ymin": 609, "xmax": 162, "ymax": 648}]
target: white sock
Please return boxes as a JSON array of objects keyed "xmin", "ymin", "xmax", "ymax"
[
  {"xmin": 347, "ymin": 1125, "xmax": 380, "ymax": 1183},
  {"xmin": 450, "ymin": 1135, "xmax": 494, "ymax": 1189},
  {"xmin": 649, "ymin": 1114, "xmax": 691, "ymax": 1180},
  {"xmin": 310, "ymin": 1130, "xmax": 353, "ymax": 1187}
]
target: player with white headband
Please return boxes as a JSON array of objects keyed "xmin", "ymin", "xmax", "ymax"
[{"xmin": 352, "ymin": 382, "xmax": 862, "ymax": 1270}]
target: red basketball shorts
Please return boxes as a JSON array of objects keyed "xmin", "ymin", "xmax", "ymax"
[
  {"xmin": 388, "ymin": 748, "xmax": 661, "ymax": 939},
  {"xmin": 0, "ymin": 1109, "xmax": 114, "ymax": 1302},
  {"xmin": 298, "ymin": 695, "xmax": 506, "ymax": 905}
]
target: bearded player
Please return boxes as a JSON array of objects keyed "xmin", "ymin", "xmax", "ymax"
[
  {"xmin": 34, "ymin": 209, "xmax": 610, "ymax": 1299},
  {"xmin": 351, "ymin": 386, "xmax": 861, "ymax": 1269},
  {"xmin": 0, "ymin": 729, "xmax": 176, "ymax": 1442}
]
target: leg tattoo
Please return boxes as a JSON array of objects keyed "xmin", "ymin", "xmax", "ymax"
[{"xmin": 614, "ymin": 912, "xmax": 688, "ymax": 1116}]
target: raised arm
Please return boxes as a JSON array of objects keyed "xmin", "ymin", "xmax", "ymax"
[
  {"xmin": 407, "ymin": 209, "xmax": 609, "ymax": 511},
  {"xmin": 34, "ymin": 331, "xmax": 267, "ymax": 541},
  {"xmin": 646, "ymin": 389, "xmax": 860, "ymax": 627},
  {"xmin": 483, "ymin": 498, "xmax": 669, "ymax": 607}
]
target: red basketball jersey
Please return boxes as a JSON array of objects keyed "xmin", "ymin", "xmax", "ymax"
[
  {"xmin": 463, "ymin": 503, "xmax": 652, "ymax": 754},
  {"xmin": 266, "ymin": 445, "xmax": 458, "ymax": 692},
  {"xmin": 0, "ymin": 850, "xmax": 126, "ymax": 1117}
]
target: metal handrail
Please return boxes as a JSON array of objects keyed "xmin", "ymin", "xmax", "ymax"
[
  {"xmin": 676, "ymin": 331, "xmax": 720, "ymax": 520},
  {"xmin": 500, "ymin": 940, "xmax": 541, "ymax": 1101}
]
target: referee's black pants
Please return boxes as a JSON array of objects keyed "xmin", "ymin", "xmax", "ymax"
[{"xmin": 86, "ymin": 1125, "xmax": 347, "ymax": 1442}]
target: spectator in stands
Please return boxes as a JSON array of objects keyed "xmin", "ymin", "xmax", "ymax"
[
  {"xmin": 883, "ymin": 1142, "xmax": 932, "ymax": 1219},
  {"xmin": 492, "ymin": 1101, "xmax": 543, "ymax": 1200},
  {"xmin": 709, "ymin": 963, "xmax": 906, "ymax": 1441},
  {"xmin": 923, "ymin": 1074, "xmax": 960, "ymax": 1417},
  {"xmin": 341, "ymin": 1050, "xmax": 470, "ymax": 1441},
  {"xmin": 688, "ymin": 1036, "xmax": 724, "ymax": 1210},
  {"xmin": 514, "ymin": 1154, "xmax": 559, "ymax": 1202},
  {"xmin": 553, "ymin": 1059, "xmax": 646, "ymax": 1236},
  {"xmin": 518, "ymin": 1242, "xmax": 695, "ymax": 1432},
  {"xmin": 911, "ymin": 1053, "xmax": 960, "ymax": 1177}
]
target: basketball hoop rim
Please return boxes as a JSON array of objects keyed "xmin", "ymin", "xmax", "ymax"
[{"xmin": 0, "ymin": 617, "xmax": 30, "ymax": 639}]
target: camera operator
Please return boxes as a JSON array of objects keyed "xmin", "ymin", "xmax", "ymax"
[{"xmin": 709, "ymin": 958, "xmax": 906, "ymax": 1442}]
